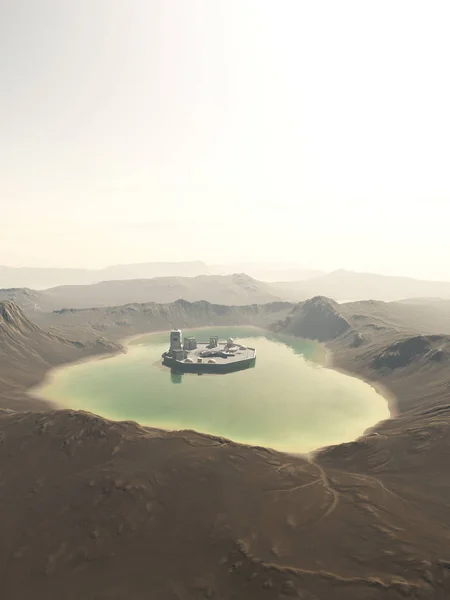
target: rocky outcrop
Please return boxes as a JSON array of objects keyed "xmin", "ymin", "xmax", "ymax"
[
  {"xmin": 0, "ymin": 301, "xmax": 121, "ymax": 410},
  {"xmin": 373, "ymin": 334, "xmax": 450, "ymax": 371},
  {"xmin": 271, "ymin": 296, "xmax": 352, "ymax": 342}
]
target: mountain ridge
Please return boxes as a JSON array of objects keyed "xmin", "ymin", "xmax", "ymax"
[
  {"xmin": 5, "ymin": 263, "xmax": 450, "ymax": 302},
  {"xmin": 5, "ymin": 270, "xmax": 450, "ymax": 316},
  {"xmin": 0, "ymin": 262, "xmax": 321, "ymax": 288},
  {"xmin": 0, "ymin": 274, "xmax": 285, "ymax": 312},
  {"xmin": 0, "ymin": 301, "xmax": 121, "ymax": 411},
  {"xmin": 275, "ymin": 269, "xmax": 450, "ymax": 302}
]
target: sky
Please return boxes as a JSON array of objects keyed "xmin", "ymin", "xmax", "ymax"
[{"xmin": 1, "ymin": 0, "xmax": 450, "ymax": 279}]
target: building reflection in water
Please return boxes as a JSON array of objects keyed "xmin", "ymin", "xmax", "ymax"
[
  {"xmin": 170, "ymin": 370, "xmax": 183, "ymax": 384},
  {"xmin": 169, "ymin": 370, "xmax": 204, "ymax": 384}
]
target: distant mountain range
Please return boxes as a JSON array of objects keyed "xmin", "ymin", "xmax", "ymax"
[
  {"xmin": 275, "ymin": 269, "xmax": 450, "ymax": 303},
  {"xmin": 0, "ymin": 261, "xmax": 211, "ymax": 289},
  {"xmin": 0, "ymin": 262, "xmax": 323, "ymax": 289},
  {"xmin": 0, "ymin": 274, "xmax": 283, "ymax": 312},
  {"xmin": 4, "ymin": 269, "xmax": 450, "ymax": 313}
]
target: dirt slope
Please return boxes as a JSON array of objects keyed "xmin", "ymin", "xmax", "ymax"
[
  {"xmin": 0, "ymin": 301, "xmax": 120, "ymax": 411},
  {"xmin": 1, "ymin": 409, "xmax": 448, "ymax": 600}
]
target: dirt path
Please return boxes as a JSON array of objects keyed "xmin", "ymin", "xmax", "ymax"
[{"xmin": 308, "ymin": 458, "xmax": 341, "ymax": 520}]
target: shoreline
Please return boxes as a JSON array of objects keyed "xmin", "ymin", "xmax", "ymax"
[
  {"xmin": 262, "ymin": 329, "xmax": 396, "ymax": 421},
  {"xmin": 28, "ymin": 326, "xmax": 395, "ymax": 456},
  {"xmin": 28, "ymin": 350, "xmax": 123, "ymax": 405},
  {"xmin": 323, "ymin": 343, "xmax": 397, "ymax": 419}
]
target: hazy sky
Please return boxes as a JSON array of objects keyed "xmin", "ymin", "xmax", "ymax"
[{"xmin": 2, "ymin": 0, "xmax": 450, "ymax": 278}]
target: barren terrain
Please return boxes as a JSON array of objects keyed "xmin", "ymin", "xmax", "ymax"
[{"xmin": 1, "ymin": 296, "xmax": 450, "ymax": 598}]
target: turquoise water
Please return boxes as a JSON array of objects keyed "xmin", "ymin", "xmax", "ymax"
[{"xmin": 36, "ymin": 327, "xmax": 389, "ymax": 453}]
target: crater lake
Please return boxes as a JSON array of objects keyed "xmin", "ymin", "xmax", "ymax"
[{"xmin": 35, "ymin": 327, "xmax": 390, "ymax": 453}]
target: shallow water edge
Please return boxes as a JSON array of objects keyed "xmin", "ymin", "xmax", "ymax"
[{"xmin": 30, "ymin": 327, "xmax": 392, "ymax": 454}]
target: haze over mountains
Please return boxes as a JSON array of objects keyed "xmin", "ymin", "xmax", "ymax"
[
  {"xmin": 0, "ymin": 262, "xmax": 323, "ymax": 289},
  {"xmin": 276, "ymin": 269, "xmax": 450, "ymax": 302},
  {"xmin": 0, "ymin": 274, "xmax": 281, "ymax": 313},
  {"xmin": 4, "ymin": 267, "xmax": 450, "ymax": 314}
]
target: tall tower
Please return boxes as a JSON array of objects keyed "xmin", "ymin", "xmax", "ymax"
[{"xmin": 170, "ymin": 329, "xmax": 182, "ymax": 353}]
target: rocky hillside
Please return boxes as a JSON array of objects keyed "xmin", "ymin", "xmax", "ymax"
[
  {"xmin": 271, "ymin": 296, "xmax": 352, "ymax": 341},
  {"xmin": 272, "ymin": 296, "xmax": 450, "ymax": 342},
  {"xmin": 373, "ymin": 334, "xmax": 450, "ymax": 371},
  {"xmin": 34, "ymin": 299, "xmax": 295, "ymax": 342},
  {"xmin": 0, "ymin": 302, "xmax": 120, "ymax": 411},
  {"xmin": 0, "ymin": 288, "xmax": 46, "ymax": 311},
  {"xmin": 1, "ymin": 408, "xmax": 449, "ymax": 600}
]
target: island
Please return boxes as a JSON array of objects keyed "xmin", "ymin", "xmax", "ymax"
[{"xmin": 162, "ymin": 329, "xmax": 256, "ymax": 373}]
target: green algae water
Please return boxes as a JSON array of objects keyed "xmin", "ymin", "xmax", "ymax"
[{"xmin": 36, "ymin": 327, "xmax": 389, "ymax": 453}]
